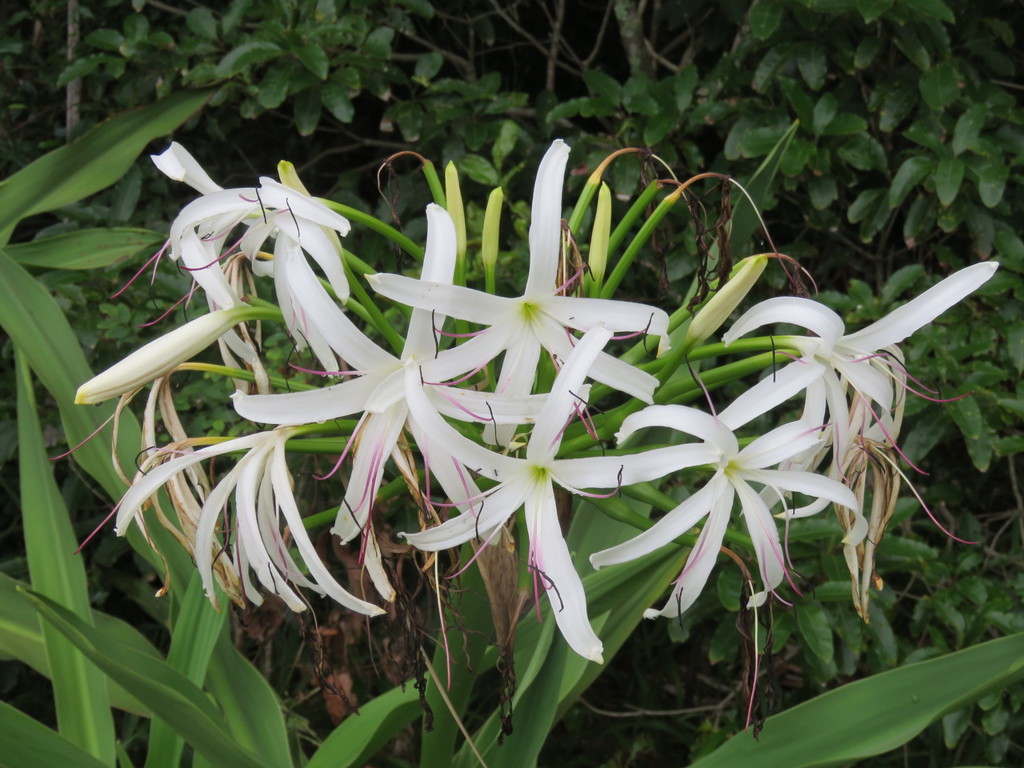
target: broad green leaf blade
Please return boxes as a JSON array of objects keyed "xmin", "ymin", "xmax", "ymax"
[
  {"xmin": 305, "ymin": 685, "xmax": 421, "ymax": 768},
  {"xmin": 144, "ymin": 574, "xmax": 229, "ymax": 768},
  {"xmin": 23, "ymin": 590, "xmax": 273, "ymax": 768},
  {"xmin": 7, "ymin": 228, "xmax": 164, "ymax": 270},
  {"xmin": 730, "ymin": 121, "xmax": 798, "ymax": 255},
  {"xmin": 690, "ymin": 633, "xmax": 1024, "ymax": 768},
  {"xmin": 205, "ymin": 639, "xmax": 294, "ymax": 768},
  {"xmin": 0, "ymin": 89, "xmax": 213, "ymax": 242},
  {"xmin": 0, "ymin": 699, "xmax": 111, "ymax": 768},
  {"xmin": 0, "ymin": 572, "xmax": 156, "ymax": 716},
  {"xmin": 16, "ymin": 354, "xmax": 116, "ymax": 767},
  {"xmin": 0, "ymin": 250, "xmax": 137, "ymax": 500}
]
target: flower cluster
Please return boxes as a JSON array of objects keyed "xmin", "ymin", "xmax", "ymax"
[{"xmin": 78, "ymin": 140, "xmax": 998, "ymax": 663}]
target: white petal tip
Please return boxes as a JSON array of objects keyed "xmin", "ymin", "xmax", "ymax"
[
  {"xmin": 746, "ymin": 592, "xmax": 769, "ymax": 609},
  {"xmin": 642, "ymin": 608, "xmax": 661, "ymax": 620}
]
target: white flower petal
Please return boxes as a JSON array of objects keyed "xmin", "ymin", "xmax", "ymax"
[
  {"xmin": 151, "ymin": 143, "xmax": 222, "ymax": 195},
  {"xmin": 525, "ymin": 483, "xmax": 603, "ymax": 663},
  {"xmin": 369, "ymin": 275, "xmax": 515, "ymax": 326},
  {"xmin": 401, "ymin": 480, "xmax": 530, "ymax": 550},
  {"xmin": 525, "ymin": 140, "xmax": 571, "ymax": 296},
  {"xmin": 591, "ymin": 474, "xmax": 725, "ymax": 568},
  {"xmin": 718, "ymin": 360, "xmax": 824, "ymax": 431},
  {"xmin": 841, "ymin": 262, "xmax": 998, "ymax": 351},
  {"xmin": 231, "ymin": 375, "xmax": 381, "ymax": 425},
  {"xmin": 527, "ymin": 326, "xmax": 611, "ymax": 461},
  {"xmin": 644, "ymin": 486, "xmax": 733, "ymax": 619},
  {"xmin": 724, "ymin": 297, "xmax": 845, "ymax": 347}
]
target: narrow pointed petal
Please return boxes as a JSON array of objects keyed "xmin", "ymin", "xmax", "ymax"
[
  {"xmin": 256, "ymin": 178, "xmax": 352, "ymax": 236},
  {"xmin": 543, "ymin": 295, "xmax": 670, "ymax": 346},
  {"xmin": 282, "ymin": 246, "xmax": 393, "ymax": 371},
  {"xmin": 525, "ymin": 140, "xmax": 571, "ymax": 296},
  {"xmin": 268, "ymin": 442, "xmax": 386, "ymax": 614},
  {"xmin": 232, "ymin": 375, "xmax": 381, "ymax": 425},
  {"xmin": 401, "ymin": 480, "xmax": 531, "ymax": 550},
  {"xmin": 526, "ymin": 484, "xmax": 603, "ymax": 662},
  {"xmin": 405, "ymin": 204, "xmax": 458, "ymax": 357},
  {"xmin": 842, "ymin": 262, "xmax": 998, "ymax": 351},
  {"xmin": 370, "ymin": 274, "xmax": 517, "ymax": 326},
  {"xmin": 739, "ymin": 421, "xmax": 824, "ymax": 470},
  {"xmin": 835, "ymin": 357, "xmax": 894, "ymax": 412},
  {"xmin": 750, "ymin": 468, "xmax": 859, "ymax": 511},
  {"xmin": 718, "ymin": 360, "xmax": 825, "ymax": 431},
  {"xmin": 528, "ymin": 326, "xmax": 611, "ymax": 461},
  {"xmin": 617, "ymin": 405, "xmax": 735, "ymax": 453},
  {"xmin": 734, "ymin": 479, "xmax": 786, "ymax": 608},
  {"xmin": 724, "ymin": 297, "xmax": 845, "ymax": 347},
  {"xmin": 644, "ymin": 486, "xmax": 732, "ymax": 619},
  {"xmin": 591, "ymin": 475, "xmax": 724, "ymax": 568},
  {"xmin": 556, "ymin": 444, "xmax": 718, "ymax": 490}
]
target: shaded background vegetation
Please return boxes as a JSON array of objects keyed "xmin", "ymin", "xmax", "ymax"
[{"xmin": 2, "ymin": 0, "xmax": 1023, "ymax": 764}]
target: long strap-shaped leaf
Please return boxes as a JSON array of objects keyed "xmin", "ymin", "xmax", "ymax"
[
  {"xmin": 0, "ymin": 89, "xmax": 213, "ymax": 244},
  {"xmin": 690, "ymin": 632, "xmax": 1024, "ymax": 768},
  {"xmin": 16, "ymin": 354, "xmax": 117, "ymax": 767},
  {"xmin": 22, "ymin": 590, "xmax": 274, "ymax": 768},
  {"xmin": 0, "ymin": 699, "xmax": 111, "ymax": 768}
]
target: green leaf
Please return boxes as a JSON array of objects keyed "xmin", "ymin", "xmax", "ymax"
[
  {"xmin": 811, "ymin": 93, "xmax": 838, "ymax": 136},
  {"xmin": 582, "ymin": 69, "xmax": 621, "ymax": 104},
  {"xmin": 854, "ymin": 36, "xmax": 881, "ymax": 68},
  {"xmin": 796, "ymin": 43, "xmax": 827, "ymax": 91},
  {"xmin": 216, "ymin": 41, "xmax": 282, "ymax": 77},
  {"xmin": 414, "ymin": 51, "xmax": 443, "ymax": 80},
  {"xmin": 306, "ymin": 686, "xmax": 420, "ymax": 768},
  {"xmin": 186, "ymin": 7, "xmax": 218, "ymax": 39},
  {"xmin": 855, "ymin": 0, "xmax": 892, "ymax": 23},
  {"xmin": 455, "ymin": 154, "xmax": 499, "ymax": 186},
  {"xmin": 952, "ymin": 103, "xmax": 986, "ymax": 156},
  {"xmin": 0, "ymin": 699, "xmax": 112, "ymax": 768},
  {"xmin": 797, "ymin": 602, "xmax": 834, "ymax": 662},
  {"xmin": 6, "ymin": 228, "xmax": 163, "ymax": 270},
  {"xmin": 322, "ymin": 82, "xmax": 354, "ymax": 122},
  {"xmin": 838, "ymin": 133, "xmax": 887, "ymax": 171},
  {"xmin": 491, "ymin": 119, "xmax": 521, "ymax": 168},
  {"xmin": 23, "ymin": 591, "xmax": 273, "ymax": 768},
  {"xmin": 901, "ymin": 0, "xmax": 955, "ymax": 22},
  {"xmin": 969, "ymin": 158, "xmax": 1009, "ymax": 208},
  {"xmin": 0, "ymin": 89, "xmax": 212, "ymax": 243},
  {"xmin": 948, "ymin": 394, "xmax": 983, "ymax": 440},
  {"xmin": 730, "ymin": 121, "xmax": 798, "ymax": 254},
  {"xmin": 57, "ymin": 54, "xmax": 107, "ymax": 88},
  {"xmin": 692, "ymin": 633, "xmax": 1024, "ymax": 768},
  {"xmin": 144, "ymin": 575, "xmax": 229, "ymax": 768},
  {"xmin": 0, "ymin": 572, "xmax": 156, "ymax": 716},
  {"xmin": 293, "ymin": 87, "xmax": 321, "ymax": 135},
  {"xmin": 808, "ymin": 176, "xmax": 837, "ymax": 209},
  {"xmin": 888, "ymin": 155, "xmax": 934, "ymax": 208},
  {"xmin": 878, "ymin": 85, "xmax": 916, "ymax": 132},
  {"xmin": 296, "ymin": 42, "xmax": 329, "ymax": 79},
  {"xmin": 919, "ymin": 60, "xmax": 960, "ymax": 111},
  {"xmin": 822, "ymin": 113, "xmax": 868, "ymax": 135},
  {"xmin": 258, "ymin": 64, "xmax": 294, "ymax": 110},
  {"xmin": 933, "ymin": 156, "xmax": 965, "ymax": 206},
  {"xmin": 17, "ymin": 356, "xmax": 116, "ymax": 767},
  {"xmin": 881, "ymin": 264, "xmax": 925, "ymax": 304},
  {"xmin": 993, "ymin": 230, "xmax": 1024, "ymax": 272},
  {"xmin": 749, "ymin": 0, "xmax": 783, "ymax": 40}
]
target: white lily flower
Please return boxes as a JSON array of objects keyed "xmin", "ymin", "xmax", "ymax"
[
  {"xmin": 231, "ymin": 206, "xmax": 547, "ymax": 599},
  {"xmin": 114, "ymin": 429, "xmax": 385, "ymax": 616},
  {"xmin": 722, "ymin": 262, "xmax": 998, "ymax": 460},
  {"xmin": 399, "ymin": 326, "xmax": 704, "ymax": 662},
  {"xmin": 367, "ymin": 140, "xmax": 670, "ymax": 428},
  {"xmin": 591, "ymin": 361, "xmax": 858, "ymax": 617}
]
